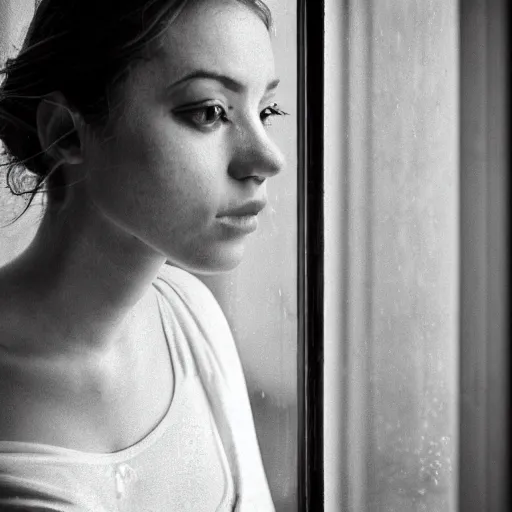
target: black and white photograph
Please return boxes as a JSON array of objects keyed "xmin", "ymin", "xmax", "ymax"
[{"xmin": 0, "ymin": 1, "xmax": 509, "ymax": 511}]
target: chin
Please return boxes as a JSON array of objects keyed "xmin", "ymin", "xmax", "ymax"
[{"xmin": 166, "ymin": 245, "xmax": 246, "ymax": 276}]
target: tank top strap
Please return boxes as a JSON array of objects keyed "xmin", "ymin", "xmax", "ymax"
[{"xmin": 153, "ymin": 280, "xmax": 196, "ymax": 383}]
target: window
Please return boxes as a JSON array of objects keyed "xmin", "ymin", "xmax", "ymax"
[{"xmin": 323, "ymin": 1, "xmax": 509, "ymax": 511}]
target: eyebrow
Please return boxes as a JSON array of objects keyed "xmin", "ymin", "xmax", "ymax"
[{"xmin": 167, "ymin": 70, "xmax": 281, "ymax": 93}]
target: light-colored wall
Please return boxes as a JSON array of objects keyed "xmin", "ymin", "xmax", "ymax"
[{"xmin": 0, "ymin": 0, "xmax": 41, "ymax": 263}]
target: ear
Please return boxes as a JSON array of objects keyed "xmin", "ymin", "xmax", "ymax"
[{"xmin": 36, "ymin": 92, "xmax": 84, "ymax": 166}]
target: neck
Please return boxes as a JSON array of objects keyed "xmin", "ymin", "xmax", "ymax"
[{"xmin": 4, "ymin": 197, "xmax": 166, "ymax": 356}]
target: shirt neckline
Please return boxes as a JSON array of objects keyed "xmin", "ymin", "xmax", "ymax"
[{"xmin": 0, "ymin": 279, "xmax": 182, "ymax": 465}]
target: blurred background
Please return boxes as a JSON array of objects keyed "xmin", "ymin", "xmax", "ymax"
[
  {"xmin": 324, "ymin": 1, "xmax": 459, "ymax": 511},
  {"xmin": 0, "ymin": 1, "xmax": 298, "ymax": 510}
]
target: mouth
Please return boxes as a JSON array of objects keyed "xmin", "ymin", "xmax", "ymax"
[
  {"xmin": 217, "ymin": 214, "xmax": 259, "ymax": 234},
  {"xmin": 217, "ymin": 200, "xmax": 266, "ymax": 234},
  {"xmin": 218, "ymin": 200, "xmax": 267, "ymax": 217}
]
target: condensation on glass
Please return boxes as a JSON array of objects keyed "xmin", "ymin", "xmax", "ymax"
[
  {"xmin": 370, "ymin": 3, "xmax": 458, "ymax": 510},
  {"xmin": 325, "ymin": 1, "xmax": 459, "ymax": 511}
]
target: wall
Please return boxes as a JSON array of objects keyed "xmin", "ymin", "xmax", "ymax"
[{"xmin": 0, "ymin": 0, "xmax": 40, "ymax": 263}]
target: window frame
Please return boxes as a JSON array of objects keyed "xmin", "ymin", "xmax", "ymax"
[
  {"xmin": 459, "ymin": 0, "xmax": 510, "ymax": 511},
  {"xmin": 297, "ymin": 0, "xmax": 325, "ymax": 510}
]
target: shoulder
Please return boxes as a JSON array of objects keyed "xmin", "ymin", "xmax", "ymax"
[
  {"xmin": 155, "ymin": 267, "xmax": 274, "ymax": 507},
  {"xmin": 156, "ymin": 264, "xmax": 217, "ymax": 303},
  {"xmin": 0, "ymin": 264, "xmax": 46, "ymax": 353},
  {"xmin": 154, "ymin": 264, "xmax": 233, "ymax": 340},
  {"xmin": 154, "ymin": 264, "xmax": 246, "ymax": 386}
]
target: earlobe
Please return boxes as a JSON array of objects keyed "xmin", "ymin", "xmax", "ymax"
[{"xmin": 37, "ymin": 92, "xmax": 84, "ymax": 166}]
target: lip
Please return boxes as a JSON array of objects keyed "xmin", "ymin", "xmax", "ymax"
[
  {"xmin": 217, "ymin": 200, "xmax": 266, "ymax": 234},
  {"xmin": 217, "ymin": 214, "xmax": 259, "ymax": 234},
  {"xmin": 218, "ymin": 200, "xmax": 267, "ymax": 217}
]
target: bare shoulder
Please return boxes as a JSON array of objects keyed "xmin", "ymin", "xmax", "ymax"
[
  {"xmin": 0, "ymin": 260, "xmax": 38, "ymax": 349},
  {"xmin": 0, "ymin": 281, "xmax": 60, "ymax": 445},
  {"xmin": 0, "ymin": 343, "xmax": 45, "ymax": 443},
  {"xmin": 0, "ymin": 336, "xmax": 86, "ymax": 449}
]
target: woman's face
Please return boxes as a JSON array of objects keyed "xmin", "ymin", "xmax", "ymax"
[{"xmin": 84, "ymin": 0, "xmax": 285, "ymax": 273}]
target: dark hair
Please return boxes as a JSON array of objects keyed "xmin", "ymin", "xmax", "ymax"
[{"xmin": 0, "ymin": 0, "xmax": 272, "ymax": 201}]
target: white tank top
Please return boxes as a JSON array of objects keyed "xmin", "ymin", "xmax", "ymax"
[
  {"xmin": 0, "ymin": 265, "xmax": 274, "ymax": 511},
  {"xmin": 0, "ymin": 269, "xmax": 235, "ymax": 511}
]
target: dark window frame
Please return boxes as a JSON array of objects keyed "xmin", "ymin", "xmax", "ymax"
[
  {"xmin": 459, "ymin": 0, "xmax": 510, "ymax": 511},
  {"xmin": 299, "ymin": 0, "xmax": 510, "ymax": 510},
  {"xmin": 297, "ymin": 0, "xmax": 325, "ymax": 510}
]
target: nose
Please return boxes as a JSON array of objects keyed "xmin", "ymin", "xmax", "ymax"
[{"xmin": 228, "ymin": 123, "xmax": 285, "ymax": 182}]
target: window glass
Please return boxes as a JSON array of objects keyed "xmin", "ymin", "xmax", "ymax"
[
  {"xmin": 370, "ymin": 3, "xmax": 458, "ymax": 510},
  {"xmin": 324, "ymin": 1, "xmax": 458, "ymax": 510}
]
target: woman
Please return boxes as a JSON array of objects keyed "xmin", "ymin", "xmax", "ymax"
[{"xmin": 0, "ymin": 0, "xmax": 286, "ymax": 510}]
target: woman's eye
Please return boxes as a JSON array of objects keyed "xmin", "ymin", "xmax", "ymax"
[
  {"xmin": 176, "ymin": 104, "xmax": 229, "ymax": 129},
  {"xmin": 260, "ymin": 102, "xmax": 289, "ymax": 126}
]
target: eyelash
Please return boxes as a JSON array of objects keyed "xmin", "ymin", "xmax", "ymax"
[
  {"xmin": 260, "ymin": 103, "xmax": 289, "ymax": 126},
  {"xmin": 175, "ymin": 102, "xmax": 288, "ymax": 129}
]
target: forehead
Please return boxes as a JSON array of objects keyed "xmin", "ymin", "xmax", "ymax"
[{"xmin": 155, "ymin": 0, "xmax": 275, "ymax": 87}]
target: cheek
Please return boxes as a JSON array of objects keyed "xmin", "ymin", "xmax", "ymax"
[{"xmin": 86, "ymin": 123, "xmax": 225, "ymax": 234}]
